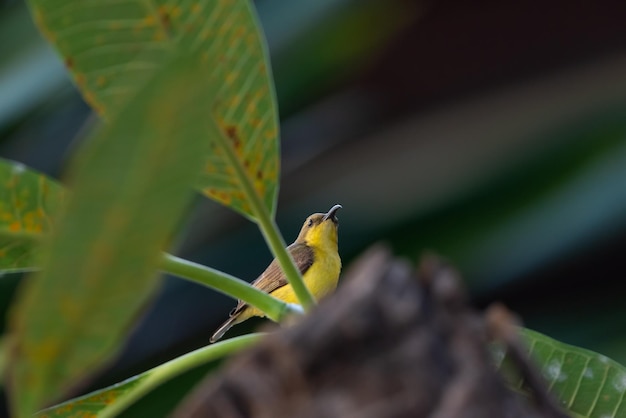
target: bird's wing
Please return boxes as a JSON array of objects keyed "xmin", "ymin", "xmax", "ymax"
[{"xmin": 229, "ymin": 243, "xmax": 314, "ymax": 316}]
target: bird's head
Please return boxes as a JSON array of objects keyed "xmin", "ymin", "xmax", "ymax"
[{"xmin": 296, "ymin": 204, "xmax": 342, "ymax": 249}]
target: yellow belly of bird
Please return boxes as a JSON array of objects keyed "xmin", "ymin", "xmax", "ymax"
[{"xmin": 238, "ymin": 247, "xmax": 341, "ymax": 322}]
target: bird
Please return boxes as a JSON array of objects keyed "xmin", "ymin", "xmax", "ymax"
[{"xmin": 210, "ymin": 204, "xmax": 342, "ymax": 343}]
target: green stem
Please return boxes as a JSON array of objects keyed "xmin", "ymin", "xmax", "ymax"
[
  {"xmin": 211, "ymin": 121, "xmax": 315, "ymax": 310},
  {"xmin": 255, "ymin": 212, "xmax": 315, "ymax": 310},
  {"xmin": 160, "ymin": 253, "xmax": 292, "ymax": 322},
  {"xmin": 97, "ymin": 334, "xmax": 263, "ymax": 418}
]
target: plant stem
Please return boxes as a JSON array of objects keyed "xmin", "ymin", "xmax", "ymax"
[
  {"xmin": 97, "ymin": 334, "xmax": 263, "ymax": 418},
  {"xmin": 212, "ymin": 121, "xmax": 315, "ymax": 310},
  {"xmin": 160, "ymin": 253, "xmax": 292, "ymax": 322},
  {"xmin": 254, "ymin": 207, "xmax": 316, "ymax": 310}
]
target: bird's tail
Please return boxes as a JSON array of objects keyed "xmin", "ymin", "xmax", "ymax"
[{"xmin": 210, "ymin": 314, "xmax": 240, "ymax": 343}]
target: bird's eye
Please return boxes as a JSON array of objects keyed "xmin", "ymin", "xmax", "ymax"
[{"xmin": 308, "ymin": 219, "xmax": 314, "ymax": 227}]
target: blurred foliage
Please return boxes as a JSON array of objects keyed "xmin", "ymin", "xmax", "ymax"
[{"xmin": 8, "ymin": 55, "xmax": 212, "ymax": 417}]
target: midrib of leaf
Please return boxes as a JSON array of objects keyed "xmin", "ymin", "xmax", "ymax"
[{"xmin": 210, "ymin": 120, "xmax": 315, "ymax": 309}]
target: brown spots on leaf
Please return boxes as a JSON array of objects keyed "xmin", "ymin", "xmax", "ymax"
[
  {"xmin": 254, "ymin": 177, "xmax": 266, "ymax": 195},
  {"xmin": 218, "ymin": 191, "xmax": 231, "ymax": 204},
  {"xmin": 100, "ymin": 390, "xmax": 117, "ymax": 405},
  {"xmin": 246, "ymin": 102, "xmax": 259, "ymax": 115},
  {"xmin": 56, "ymin": 404, "xmax": 73, "ymax": 414},
  {"xmin": 65, "ymin": 57, "xmax": 74, "ymax": 69},
  {"xmin": 140, "ymin": 15, "xmax": 156, "ymax": 28},
  {"xmin": 83, "ymin": 90, "xmax": 106, "ymax": 116},
  {"xmin": 225, "ymin": 125, "xmax": 241, "ymax": 149},
  {"xmin": 171, "ymin": 6, "xmax": 182, "ymax": 18},
  {"xmin": 206, "ymin": 189, "xmax": 232, "ymax": 205},
  {"xmin": 154, "ymin": 31, "xmax": 166, "ymax": 41},
  {"xmin": 93, "ymin": 104, "xmax": 106, "ymax": 117},
  {"xmin": 74, "ymin": 73, "xmax": 86, "ymax": 88},
  {"xmin": 231, "ymin": 95, "xmax": 242, "ymax": 108},
  {"xmin": 158, "ymin": 7, "xmax": 171, "ymax": 30},
  {"xmin": 240, "ymin": 201, "xmax": 252, "ymax": 214},
  {"xmin": 225, "ymin": 72, "xmax": 238, "ymax": 85},
  {"xmin": 244, "ymin": 160, "xmax": 250, "ymax": 169},
  {"xmin": 225, "ymin": 125, "xmax": 236, "ymax": 138},
  {"xmin": 8, "ymin": 221, "xmax": 21, "ymax": 232},
  {"xmin": 256, "ymin": 170, "xmax": 263, "ymax": 180},
  {"xmin": 264, "ymin": 129, "xmax": 275, "ymax": 140},
  {"xmin": 84, "ymin": 90, "xmax": 95, "ymax": 103}
]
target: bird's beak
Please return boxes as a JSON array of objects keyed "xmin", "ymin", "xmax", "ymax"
[{"xmin": 322, "ymin": 204, "xmax": 342, "ymax": 222}]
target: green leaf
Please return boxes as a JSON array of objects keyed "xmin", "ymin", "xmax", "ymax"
[
  {"xmin": 495, "ymin": 328, "xmax": 626, "ymax": 418},
  {"xmin": 28, "ymin": 0, "xmax": 279, "ymax": 219},
  {"xmin": 7, "ymin": 53, "xmax": 212, "ymax": 418},
  {"xmin": 35, "ymin": 334, "xmax": 262, "ymax": 418},
  {"xmin": 0, "ymin": 159, "xmax": 64, "ymax": 272},
  {"xmin": 36, "ymin": 375, "xmax": 147, "ymax": 418}
]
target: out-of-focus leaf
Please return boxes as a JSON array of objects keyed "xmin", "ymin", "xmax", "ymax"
[
  {"xmin": 0, "ymin": 159, "xmax": 64, "ymax": 273},
  {"xmin": 495, "ymin": 328, "xmax": 626, "ymax": 418},
  {"xmin": 28, "ymin": 0, "xmax": 279, "ymax": 218},
  {"xmin": 7, "ymin": 54, "xmax": 211, "ymax": 418}
]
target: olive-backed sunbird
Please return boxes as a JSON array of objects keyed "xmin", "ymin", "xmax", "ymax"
[{"xmin": 210, "ymin": 204, "xmax": 342, "ymax": 342}]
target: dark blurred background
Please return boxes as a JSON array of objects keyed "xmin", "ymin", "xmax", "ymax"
[{"xmin": 2, "ymin": 0, "xmax": 626, "ymax": 415}]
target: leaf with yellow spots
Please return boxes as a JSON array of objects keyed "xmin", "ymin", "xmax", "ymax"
[
  {"xmin": 27, "ymin": 0, "xmax": 279, "ymax": 219},
  {"xmin": 0, "ymin": 159, "xmax": 64, "ymax": 272},
  {"xmin": 495, "ymin": 328, "xmax": 626, "ymax": 418},
  {"xmin": 33, "ymin": 334, "xmax": 260, "ymax": 418},
  {"xmin": 33, "ymin": 374, "xmax": 147, "ymax": 418},
  {"xmin": 7, "ymin": 54, "xmax": 212, "ymax": 418}
]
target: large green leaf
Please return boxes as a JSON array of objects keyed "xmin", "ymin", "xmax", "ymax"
[
  {"xmin": 0, "ymin": 160, "xmax": 64, "ymax": 272},
  {"xmin": 28, "ymin": 0, "xmax": 279, "ymax": 219},
  {"xmin": 7, "ymin": 54, "xmax": 212, "ymax": 418},
  {"xmin": 34, "ymin": 334, "xmax": 261, "ymax": 418},
  {"xmin": 495, "ymin": 328, "xmax": 626, "ymax": 418}
]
